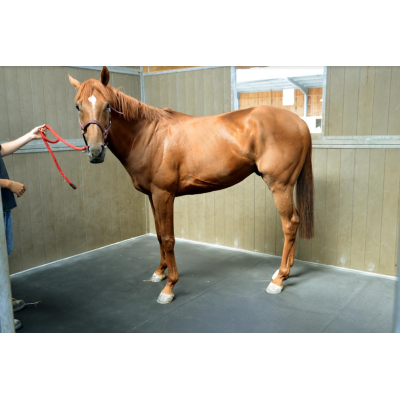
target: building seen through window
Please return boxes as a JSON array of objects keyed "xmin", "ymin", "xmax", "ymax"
[{"xmin": 236, "ymin": 67, "xmax": 324, "ymax": 134}]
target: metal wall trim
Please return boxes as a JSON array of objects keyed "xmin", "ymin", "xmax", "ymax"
[
  {"xmin": 140, "ymin": 66, "xmax": 145, "ymax": 103},
  {"xmin": 70, "ymin": 66, "xmax": 142, "ymax": 76},
  {"xmin": 0, "ymin": 196, "xmax": 14, "ymax": 333},
  {"xmin": 313, "ymin": 135, "xmax": 400, "ymax": 148},
  {"xmin": 321, "ymin": 66, "xmax": 328, "ymax": 136},
  {"xmin": 319, "ymin": 135, "xmax": 400, "ymax": 141},
  {"xmin": 313, "ymin": 144, "xmax": 400, "ymax": 149},
  {"xmin": 5, "ymin": 137, "xmax": 400, "ymax": 154},
  {"xmin": 143, "ymin": 66, "xmax": 226, "ymax": 76},
  {"xmin": 231, "ymin": 66, "xmax": 238, "ymax": 111},
  {"xmin": 395, "ymin": 208, "xmax": 400, "ymax": 332},
  {"xmin": 0, "ymin": 139, "xmax": 87, "ymax": 154}
]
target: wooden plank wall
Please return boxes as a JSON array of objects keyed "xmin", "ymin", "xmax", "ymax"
[
  {"xmin": 0, "ymin": 66, "xmax": 146, "ymax": 274},
  {"xmin": 144, "ymin": 66, "xmax": 400, "ymax": 277},
  {"xmin": 324, "ymin": 66, "xmax": 400, "ymax": 136},
  {"xmin": 143, "ymin": 67, "xmax": 263, "ymax": 73},
  {"xmin": 0, "ymin": 66, "xmax": 142, "ymax": 142},
  {"xmin": 307, "ymin": 147, "xmax": 399, "ymax": 276}
]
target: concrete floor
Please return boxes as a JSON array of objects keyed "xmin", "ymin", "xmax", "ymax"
[{"xmin": 10, "ymin": 234, "xmax": 397, "ymax": 333}]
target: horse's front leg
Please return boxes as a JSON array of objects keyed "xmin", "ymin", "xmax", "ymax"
[
  {"xmin": 148, "ymin": 196, "xmax": 167, "ymax": 282},
  {"xmin": 151, "ymin": 190, "xmax": 178, "ymax": 304}
]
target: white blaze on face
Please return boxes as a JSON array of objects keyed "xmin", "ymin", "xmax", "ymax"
[{"xmin": 88, "ymin": 95, "xmax": 97, "ymax": 110}]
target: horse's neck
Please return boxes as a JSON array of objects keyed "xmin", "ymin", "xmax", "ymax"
[{"xmin": 107, "ymin": 115, "xmax": 154, "ymax": 167}]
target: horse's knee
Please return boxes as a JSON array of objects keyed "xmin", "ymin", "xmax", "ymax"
[
  {"xmin": 157, "ymin": 234, "xmax": 162, "ymax": 244},
  {"xmin": 162, "ymin": 234, "xmax": 175, "ymax": 252}
]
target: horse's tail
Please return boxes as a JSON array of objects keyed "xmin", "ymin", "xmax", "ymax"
[{"xmin": 296, "ymin": 144, "xmax": 314, "ymax": 240}]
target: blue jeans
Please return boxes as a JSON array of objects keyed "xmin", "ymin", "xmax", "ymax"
[{"xmin": 3, "ymin": 210, "xmax": 13, "ymax": 257}]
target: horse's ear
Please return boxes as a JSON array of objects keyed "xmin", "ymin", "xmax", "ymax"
[
  {"xmin": 68, "ymin": 74, "xmax": 81, "ymax": 91},
  {"xmin": 100, "ymin": 66, "xmax": 110, "ymax": 86}
]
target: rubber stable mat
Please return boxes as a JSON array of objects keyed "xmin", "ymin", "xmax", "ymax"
[{"xmin": 10, "ymin": 235, "xmax": 396, "ymax": 333}]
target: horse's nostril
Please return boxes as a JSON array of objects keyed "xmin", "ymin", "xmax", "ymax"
[{"xmin": 88, "ymin": 145, "xmax": 105, "ymax": 158}]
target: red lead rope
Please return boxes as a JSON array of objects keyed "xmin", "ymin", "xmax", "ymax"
[{"xmin": 41, "ymin": 125, "xmax": 88, "ymax": 190}]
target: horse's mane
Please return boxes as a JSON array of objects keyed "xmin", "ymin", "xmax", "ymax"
[{"xmin": 75, "ymin": 79, "xmax": 172, "ymax": 122}]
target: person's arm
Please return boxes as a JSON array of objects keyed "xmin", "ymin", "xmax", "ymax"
[
  {"xmin": 0, "ymin": 179, "xmax": 26, "ymax": 197},
  {"xmin": 0, "ymin": 125, "xmax": 47, "ymax": 157}
]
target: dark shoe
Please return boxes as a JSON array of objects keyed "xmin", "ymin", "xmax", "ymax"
[
  {"xmin": 14, "ymin": 319, "xmax": 22, "ymax": 330},
  {"xmin": 13, "ymin": 298, "xmax": 25, "ymax": 312}
]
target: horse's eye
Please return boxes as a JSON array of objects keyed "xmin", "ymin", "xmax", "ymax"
[{"xmin": 76, "ymin": 104, "xmax": 80, "ymax": 111}]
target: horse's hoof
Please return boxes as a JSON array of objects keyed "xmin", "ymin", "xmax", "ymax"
[
  {"xmin": 266, "ymin": 282, "xmax": 283, "ymax": 294},
  {"xmin": 272, "ymin": 269, "xmax": 287, "ymax": 281},
  {"xmin": 151, "ymin": 273, "xmax": 166, "ymax": 282},
  {"xmin": 157, "ymin": 292, "xmax": 174, "ymax": 304}
]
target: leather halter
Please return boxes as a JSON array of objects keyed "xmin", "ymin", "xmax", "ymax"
[{"xmin": 79, "ymin": 106, "xmax": 123, "ymax": 148}]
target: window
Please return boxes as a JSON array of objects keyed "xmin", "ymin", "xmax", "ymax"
[
  {"xmin": 236, "ymin": 67, "xmax": 325, "ymax": 134},
  {"xmin": 282, "ymin": 89, "xmax": 295, "ymax": 106}
]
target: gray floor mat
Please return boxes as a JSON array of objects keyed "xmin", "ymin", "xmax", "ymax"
[{"xmin": 10, "ymin": 235, "xmax": 396, "ymax": 333}]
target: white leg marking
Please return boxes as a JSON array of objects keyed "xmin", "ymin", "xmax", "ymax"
[
  {"xmin": 157, "ymin": 292, "xmax": 174, "ymax": 304},
  {"xmin": 272, "ymin": 269, "xmax": 288, "ymax": 281},
  {"xmin": 151, "ymin": 273, "xmax": 165, "ymax": 282},
  {"xmin": 266, "ymin": 282, "xmax": 283, "ymax": 294}
]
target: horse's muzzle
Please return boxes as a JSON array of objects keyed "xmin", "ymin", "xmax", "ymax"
[
  {"xmin": 89, "ymin": 156, "xmax": 105, "ymax": 164},
  {"xmin": 88, "ymin": 144, "xmax": 106, "ymax": 164}
]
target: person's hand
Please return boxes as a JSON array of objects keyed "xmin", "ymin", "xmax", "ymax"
[
  {"xmin": 8, "ymin": 181, "xmax": 26, "ymax": 197},
  {"xmin": 28, "ymin": 124, "xmax": 47, "ymax": 141}
]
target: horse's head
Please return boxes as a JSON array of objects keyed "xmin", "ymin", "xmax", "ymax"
[{"xmin": 68, "ymin": 66, "xmax": 112, "ymax": 163}]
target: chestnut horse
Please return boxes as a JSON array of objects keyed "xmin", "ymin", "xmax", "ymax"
[{"xmin": 68, "ymin": 67, "xmax": 314, "ymax": 304}]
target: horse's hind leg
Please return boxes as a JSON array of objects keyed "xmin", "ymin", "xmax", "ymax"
[
  {"xmin": 149, "ymin": 196, "xmax": 167, "ymax": 282},
  {"xmin": 265, "ymin": 184, "xmax": 299, "ymax": 294}
]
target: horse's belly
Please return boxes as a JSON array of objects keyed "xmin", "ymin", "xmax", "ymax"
[
  {"xmin": 177, "ymin": 159, "xmax": 254, "ymax": 196},
  {"xmin": 174, "ymin": 121, "xmax": 256, "ymax": 196}
]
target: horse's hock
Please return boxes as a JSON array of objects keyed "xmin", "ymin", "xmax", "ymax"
[{"xmin": 1, "ymin": 66, "xmax": 399, "ymax": 333}]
